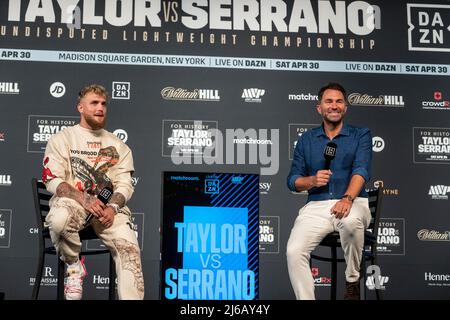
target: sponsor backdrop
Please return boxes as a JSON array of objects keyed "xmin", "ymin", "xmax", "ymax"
[{"xmin": 0, "ymin": 0, "xmax": 449, "ymax": 299}]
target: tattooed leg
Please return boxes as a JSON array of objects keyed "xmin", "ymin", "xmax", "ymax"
[{"xmin": 112, "ymin": 238, "xmax": 145, "ymax": 299}]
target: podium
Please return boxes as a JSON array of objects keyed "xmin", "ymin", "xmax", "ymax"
[{"xmin": 160, "ymin": 171, "xmax": 259, "ymax": 300}]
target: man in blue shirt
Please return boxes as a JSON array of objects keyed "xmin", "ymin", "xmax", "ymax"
[{"xmin": 286, "ymin": 83, "xmax": 372, "ymax": 300}]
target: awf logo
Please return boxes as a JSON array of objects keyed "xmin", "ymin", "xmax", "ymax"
[
  {"xmin": 311, "ymin": 267, "xmax": 331, "ymax": 287},
  {"xmin": 113, "ymin": 129, "xmax": 128, "ymax": 143},
  {"xmin": 422, "ymin": 91, "xmax": 450, "ymax": 110},
  {"xmin": 0, "ymin": 175, "xmax": 12, "ymax": 186},
  {"xmin": 0, "ymin": 82, "xmax": 20, "ymax": 94},
  {"xmin": 242, "ymin": 88, "xmax": 265, "ymax": 103},
  {"xmin": 112, "ymin": 82, "xmax": 130, "ymax": 100},
  {"xmin": 372, "ymin": 136, "xmax": 385, "ymax": 152},
  {"xmin": 407, "ymin": 4, "xmax": 450, "ymax": 52},
  {"xmin": 231, "ymin": 176, "xmax": 245, "ymax": 184},
  {"xmin": 366, "ymin": 265, "xmax": 389, "ymax": 290},
  {"xmin": 49, "ymin": 82, "xmax": 65, "ymax": 98},
  {"xmin": 428, "ymin": 185, "xmax": 450, "ymax": 200}
]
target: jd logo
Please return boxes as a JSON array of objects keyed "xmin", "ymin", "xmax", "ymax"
[{"xmin": 50, "ymin": 82, "xmax": 66, "ymax": 98}]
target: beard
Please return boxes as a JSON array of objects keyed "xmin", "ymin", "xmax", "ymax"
[
  {"xmin": 84, "ymin": 114, "xmax": 106, "ymax": 130},
  {"xmin": 323, "ymin": 112, "xmax": 344, "ymax": 125}
]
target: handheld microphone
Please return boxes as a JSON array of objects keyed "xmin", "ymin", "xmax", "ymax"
[
  {"xmin": 84, "ymin": 186, "xmax": 113, "ymax": 227},
  {"xmin": 323, "ymin": 142, "xmax": 337, "ymax": 170}
]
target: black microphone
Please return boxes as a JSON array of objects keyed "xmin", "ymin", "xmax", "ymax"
[
  {"xmin": 84, "ymin": 186, "xmax": 113, "ymax": 227},
  {"xmin": 323, "ymin": 142, "xmax": 337, "ymax": 170}
]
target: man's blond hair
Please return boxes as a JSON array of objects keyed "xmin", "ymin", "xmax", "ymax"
[{"xmin": 77, "ymin": 84, "xmax": 109, "ymax": 103}]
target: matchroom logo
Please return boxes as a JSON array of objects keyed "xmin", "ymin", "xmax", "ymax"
[{"xmin": 407, "ymin": 3, "xmax": 450, "ymax": 52}]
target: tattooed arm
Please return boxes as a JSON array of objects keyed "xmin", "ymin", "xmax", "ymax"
[{"xmin": 56, "ymin": 182, "xmax": 106, "ymax": 217}]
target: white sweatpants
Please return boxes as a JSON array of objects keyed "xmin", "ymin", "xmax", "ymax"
[
  {"xmin": 45, "ymin": 197, "xmax": 145, "ymax": 300},
  {"xmin": 286, "ymin": 197, "xmax": 371, "ymax": 300}
]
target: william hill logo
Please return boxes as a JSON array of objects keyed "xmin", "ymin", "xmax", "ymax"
[
  {"xmin": 0, "ymin": 82, "xmax": 20, "ymax": 94},
  {"xmin": 0, "ymin": 175, "xmax": 12, "ymax": 186},
  {"xmin": 161, "ymin": 87, "xmax": 220, "ymax": 101},
  {"xmin": 348, "ymin": 93, "xmax": 404, "ymax": 107},
  {"xmin": 242, "ymin": 88, "xmax": 265, "ymax": 103}
]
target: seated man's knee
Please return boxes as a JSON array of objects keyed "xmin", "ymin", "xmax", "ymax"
[
  {"xmin": 342, "ymin": 216, "xmax": 365, "ymax": 232},
  {"xmin": 46, "ymin": 209, "xmax": 71, "ymax": 235},
  {"xmin": 286, "ymin": 242, "xmax": 309, "ymax": 262}
]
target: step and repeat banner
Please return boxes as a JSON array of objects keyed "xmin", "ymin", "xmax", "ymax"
[{"xmin": 0, "ymin": 0, "xmax": 449, "ymax": 299}]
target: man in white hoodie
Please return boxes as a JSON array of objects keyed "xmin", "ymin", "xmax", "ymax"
[{"xmin": 42, "ymin": 84, "xmax": 144, "ymax": 300}]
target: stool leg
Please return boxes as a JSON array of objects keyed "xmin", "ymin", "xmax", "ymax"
[
  {"xmin": 361, "ymin": 253, "xmax": 366, "ymax": 300},
  {"xmin": 108, "ymin": 254, "xmax": 116, "ymax": 300},
  {"xmin": 331, "ymin": 246, "xmax": 337, "ymax": 300},
  {"xmin": 32, "ymin": 250, "xmax": 45, "ymax": 299},
  {"xmin": 57, "ymin": 256, "xmax": 65, "ymax": 300},
  {"xmin": 373, "ymin": 252, "xmax": 383, "ymax": 300}
]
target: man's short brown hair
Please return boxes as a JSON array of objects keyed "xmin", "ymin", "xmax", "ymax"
[
  {"xmin": 77, "ymin": 84, "xmax": 109, "ymax": 104},
  {"xmin": 317, "ymin": 82, "xmax": 347, "ymax": 103}
]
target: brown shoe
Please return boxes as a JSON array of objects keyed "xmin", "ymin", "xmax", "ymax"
[{"xmin": 344, "ymin": 281, "xmax": 360, "ymax": 300}]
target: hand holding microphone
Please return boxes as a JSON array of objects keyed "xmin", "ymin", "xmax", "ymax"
[
  {"xmin": 323, "ymin": 142, "xmax": 337, "ymax": 170},
  {"xmin": 84, "ymin": 186, "xmax": 113, "ymax": 227},
  {"xmin": 313, "ymin": 142, "xmax": 337, "ymax": 187}
]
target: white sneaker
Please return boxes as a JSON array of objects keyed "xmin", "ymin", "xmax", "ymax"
[{"xmin": 64, "ymin": 257, "xmax": 87, "ymax": 300}]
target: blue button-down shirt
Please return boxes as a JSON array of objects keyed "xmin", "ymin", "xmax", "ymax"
[{"xmin": 287, "ymin": 124, "xmax": 372, "ymax": 202}]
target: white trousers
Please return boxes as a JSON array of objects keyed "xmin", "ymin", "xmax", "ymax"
[
  {"xmin": 286, "ymin": 198, "xmax": 371, "ymax": 300},
  {"xmin": 45, "ymin": 197, "xmax": 145, "ymax": 300}
]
